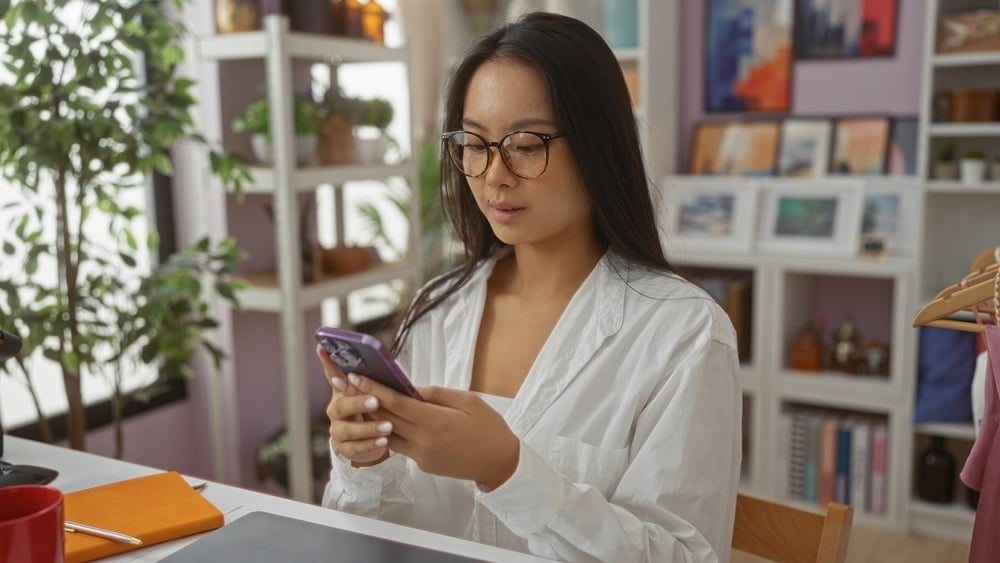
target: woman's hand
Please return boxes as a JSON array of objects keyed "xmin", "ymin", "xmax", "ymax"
[
  {"xmin": 347, "ymin": 374, "xmax": 520, "ymax": 490},
  {"xmin": 317, "ymin": 345, "xmax": 392, "ymax": 466}
]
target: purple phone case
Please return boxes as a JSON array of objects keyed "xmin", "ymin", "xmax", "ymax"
[{"xmin": 315, "ymin": 326, "xmax": 423, "ymax": 400}]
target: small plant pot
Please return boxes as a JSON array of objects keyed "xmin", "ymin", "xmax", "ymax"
[
  {"xmin": 250, "ymin": 133, "xmax": 317, "ymax": 166},
  {"xmin": 317, "ymin": 116, "xmax": 355, "ymax": 165},
  {"xmin": 959, "ymin": 158, "xmax": 986, "ymax": 184},
  {"xmin": 933, "ymin": 161, "xmax": 958, "ymax": 180},
  {"xmin": 353, "ymin": 126, "xmax": 388, "ymax": 164},
  {"xmin": 990, "ymin": 161, "xmax": 1000, "ymax": 181},
  {"xmin": 320, "ymin": 245, "xmax": 373, "ymax": 275}
]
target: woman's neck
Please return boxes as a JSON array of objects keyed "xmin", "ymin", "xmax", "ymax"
[{"xmin": 494, "ymin": 241, "xmax": 604, "ymax": 300}]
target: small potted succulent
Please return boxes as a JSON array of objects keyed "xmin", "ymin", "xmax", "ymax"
[
  {"xmin": 933, "ymin": 139, "xmax": 958, "ymax": 180},
  {"xmin": 960, "ymin": 149, "xmax": 986, "ymax": 184},
  {"xmin": 232, "ymin": 97, "xmax": 320, "ymax": 165}
]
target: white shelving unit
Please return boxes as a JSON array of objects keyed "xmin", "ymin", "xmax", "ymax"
[
  {"xmin": 909, "ymin": 0, "xmax": 1000, "ymax": 541},
  {"xmin": 664, "ymin": 176, "xmax": 921, "ymax": 533},
  {"xmin": 196, "ymin": 16, "xmax": 421, "ymax": 502}
]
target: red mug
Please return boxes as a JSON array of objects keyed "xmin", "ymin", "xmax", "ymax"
[{"xmin": 0, "ymin": 484, "xmax": 65, "ymax": 563}]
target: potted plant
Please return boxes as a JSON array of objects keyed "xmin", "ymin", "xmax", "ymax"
[
  {"xmin": 316, "ymin": 87, "xmax": 364, "ymax": 165},
  {"xmin": 232, "ymin": 97, "xmax": 321, "ymax": 165},
  {"xmin": 0, "ymin": 0, "xmax": 249, "ymax": 456},
  {"xmin": 960, "ymin": 149, "xmax": 986, "ymax": 184},
  {"xmin": 354, "ymin": 97, "xmax": 395, "ymax": 164},
  {"xmin": 934, "ymin": 139, "xmax": 958, "ymax": 180}
]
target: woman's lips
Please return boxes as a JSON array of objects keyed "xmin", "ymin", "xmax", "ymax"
[{"xmin": 489, "ymin": 202, "xmax": 525, "ymax": 223}]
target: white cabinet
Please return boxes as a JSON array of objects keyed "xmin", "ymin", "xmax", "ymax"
[
  {"xmin": 195, "ymin": 15, "xmax": 421, "ymax": 502},
  {"xmin": 661, "ymin": 176, "xmax": 922, "ymax": 533}
]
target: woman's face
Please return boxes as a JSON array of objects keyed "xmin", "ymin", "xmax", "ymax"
[{"xmin": 461, "ymin": 59, "xmax": 594, "ymax": 251}]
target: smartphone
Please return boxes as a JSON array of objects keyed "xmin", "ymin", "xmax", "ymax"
[{"xmin": 315, "ymin": 326, "xmax": 423, "ymax": 400}]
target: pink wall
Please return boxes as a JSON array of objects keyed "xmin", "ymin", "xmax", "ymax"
[{"xmin": 678, "ymin": 0, "xmax": 927, "ymax": 171}]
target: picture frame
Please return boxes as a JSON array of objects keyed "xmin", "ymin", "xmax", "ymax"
[
  {"xmin": 860, "ymin": 179, "xmax": 921, "ymax": 257},
  {"xmin": 886, "ymin": 116, "xmax": 919, "ymax": 176},
  {"xmin": 705, "ymin": 0, "xmax": 793, "ymax": 112},
  {"xmin": 794, "ymin": 0, "xmax": 899, "ymax": 59},
  {"xmin": 689, "ymin": 121, "xmax": 780, "ymax": 176},
  {"xmin": 757, "ymin": 180, "xmax": 864, "ymax": 258},
  {"xmin": 660, "ymin": 177, "xmax": 759, "ymax": 255},
  {"xmin": 777, "ymin": 118, "xmax": 833, "ymax": 178},
  {"xmin": 829, "ymin": 116, "xmax": 891, "ymax": 176}
]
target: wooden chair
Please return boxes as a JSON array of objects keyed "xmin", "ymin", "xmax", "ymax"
[{"xmin": 732, "ymin": 493, "xmax": 853, "ymax": 563}]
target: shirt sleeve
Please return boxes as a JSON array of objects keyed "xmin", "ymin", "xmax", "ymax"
[
  {"xmin": 320, "ymin": 441, "xmax": 411, "ymax": 518},
  {"xmin": 475, "ymin": 335, "xmax": 742, "ymax": 563}
]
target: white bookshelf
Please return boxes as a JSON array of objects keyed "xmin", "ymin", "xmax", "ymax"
[{"xmin": 194, "ymin": 16, "xmax": 421, "ymax": 502}]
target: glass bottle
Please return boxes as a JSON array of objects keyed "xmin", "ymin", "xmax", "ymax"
[
  {"xmin": 332, "ymin": 0, "xmax": 363, "ymax": 39},
  {"xmin": 361, "ymin": 0, "xmax": 388, "ymax": 45},
  {"xmin": 916, "ymin": 436, "xmax": 955, "ymax": 504}
]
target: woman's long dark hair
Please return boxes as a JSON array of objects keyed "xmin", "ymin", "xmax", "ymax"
[{"xmin": 392, "ymin": 11, "xmax": 671, "ymax": 355}]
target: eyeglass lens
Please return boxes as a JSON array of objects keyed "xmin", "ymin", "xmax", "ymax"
[{"xmin": 445, "ymin": 131, "xmax": 552, "ymax": 179}]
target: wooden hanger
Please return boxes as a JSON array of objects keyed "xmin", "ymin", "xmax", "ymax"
[{"xmin": 912, "ymin": 250, "xmax": 999, "ymax": 334}]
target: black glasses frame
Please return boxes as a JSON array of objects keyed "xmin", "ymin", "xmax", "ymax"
[{"xmin": 441, "ymin": 130, "xmax": 565, "ymax": 179}]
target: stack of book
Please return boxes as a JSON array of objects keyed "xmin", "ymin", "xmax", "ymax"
[{"xmin": 781, "ymin": 408, "xmax": 889, "ymax": 515}]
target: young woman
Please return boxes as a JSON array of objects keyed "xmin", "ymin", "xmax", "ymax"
[{"xmin": 319, "ymin": 12, "xmax": 741, "ymax": 562}]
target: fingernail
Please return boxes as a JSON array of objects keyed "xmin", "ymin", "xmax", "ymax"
[
  {"xmin": 364, "ymin": 396, "xmax": 378, "ymax": 410},
  {"xmin": 376, "ymin": 421, "xmax": 392, "ymax": 433},
  {"xmin": 330, "ymin": 377, "xmax": 347, "ymax": 391},
  {"xmin": 374, "ymin": 437, "xmax": 388, "ymax": 447},
  {"xmin": 348, "ymin": 374, "xmax": 362, "ymax": 387}
]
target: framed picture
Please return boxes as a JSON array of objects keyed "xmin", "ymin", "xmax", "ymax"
[
  {"xmin": 794, "ymin": 0, "xmax": 898, "ymax": 59},
  {"xmin": 757, "ymin": 180, "xmax": 864, "ymax": 257},
  {"xmin": 887, "ymin": 117, "xmax": 919, "ymax": 176},
  {"xmin": 705, "ymin": 0, "xmax": 793, "ymax": 112},
  {"xmin": 829, "ymin": 116, "xmax": 891, "ymax": 175},
  {"xmin": 777, "ymin": 118, "xmax": 833, "ymax": 178},
  {"xmin": 661, "ymin": 177, "xmax": 759, "ymax": 254},
  {"xmin": 860, "ymin": 180, "xmax": 921, "ymax": 257},
  {"xmin": 689, "ymin": 121, "xmax": 780, "ymax": 176}
]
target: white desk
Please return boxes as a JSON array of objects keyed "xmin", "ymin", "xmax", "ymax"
[{"xmin": 4, "ymin": 436, "xmax": 549, "ymax": 562}]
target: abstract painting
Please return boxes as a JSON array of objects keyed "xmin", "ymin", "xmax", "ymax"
[
  {"xmin": 795, "ymin": 0, "xmax": 898, "ymax": 59},
  {"xmin": 705, "ymin": 0, "xmax": 793, "ymax": 112},
  {"xmin": 777, "ymin": 118, "xmax": 833, "ymax": 178}
]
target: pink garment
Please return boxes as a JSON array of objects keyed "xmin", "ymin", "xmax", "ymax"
[{"xmin": 961, "ymin": 324, "xmax": 1000, "ymax": 563}]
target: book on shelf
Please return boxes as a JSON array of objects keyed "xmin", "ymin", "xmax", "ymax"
[
  {"xmin": 869, "ymin": 422, "xmax": 889, "ymax": 515},
  {"xmin": 691, "ymin": 275, "xmax": 752, "ymax": 363},
  {"xmin": 782, "ymin": 409, "xmax": 886, "ymax": 516}
]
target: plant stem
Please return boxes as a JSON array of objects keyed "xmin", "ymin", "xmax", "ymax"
[{"xmin": 54, "ymin": 166, "xmax": 86, "ymax": 451}]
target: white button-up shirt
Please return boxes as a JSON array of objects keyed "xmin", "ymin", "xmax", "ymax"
[{"xmin": 323, "ymin": 252, "xmax": 742, "ymax": 562}]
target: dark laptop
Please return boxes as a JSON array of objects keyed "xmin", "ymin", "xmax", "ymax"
[{"xmin": 160, "ymin": 511, "xmax": 487, "ymax": 563}]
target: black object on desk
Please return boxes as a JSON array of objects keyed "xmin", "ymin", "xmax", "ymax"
[
  {"xmin": 0, "ymin": 460, "xmax": 58, "ymax": 487},
  {"xmin": 161, "ymin": 511, "xmax": 487, "ymax": 563},
  {"xmin": 0, "ymin": 327, "xmax": 59, "ymax": 487}
]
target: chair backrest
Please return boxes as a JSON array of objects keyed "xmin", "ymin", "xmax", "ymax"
[{"xmin": 732, "ymin": 493, "xmax": 853, "ymax": 563}]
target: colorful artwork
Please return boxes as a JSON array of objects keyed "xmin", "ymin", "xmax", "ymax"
[
  {"xmin": 705, "ymin": 0, "xmax": 793, "ymax": 112},
  {"xmin": 690, "ymin": 121, "xmax": 780, "ymax": 176},
  {"xmin": 775, "ymin": 196, "xmax": 839, "ymax": 238},
  {"xmin": 829, "ymin": 117, "xmax": 890, "ymax": 175},
  {"xmin": 795, "ymin": 0, "xmax": 898, "ymax": 59},
  {"xmin": 678, "ymin": 194, "xmax": 736, "ymax": 235},
  {"xmin": 777, "ymin": 119, "xmax": 833, "ymax": 178}
]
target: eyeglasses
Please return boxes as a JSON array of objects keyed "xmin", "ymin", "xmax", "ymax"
[{"xmin": 441, "ymin": 130, "xmax": 565, "ymax": 180}]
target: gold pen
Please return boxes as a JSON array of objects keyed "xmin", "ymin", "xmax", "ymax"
[{"xmin": 65, "ymin": 520, "xmax": 144, "ymax": 545}]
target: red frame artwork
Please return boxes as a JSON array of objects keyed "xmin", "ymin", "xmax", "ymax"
[{"xmin": 794, "ymin": 0, "xmax": 898, "ymax": 59}]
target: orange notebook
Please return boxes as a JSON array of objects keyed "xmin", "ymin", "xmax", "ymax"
[{"xmin": 63, "ymin": 471, "xmax": 224, "ymax": 563}]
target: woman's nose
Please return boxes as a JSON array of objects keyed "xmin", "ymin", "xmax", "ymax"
[{"xmin": 483, "ymin": 147, "xmax": 517, "ymax": 188}]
